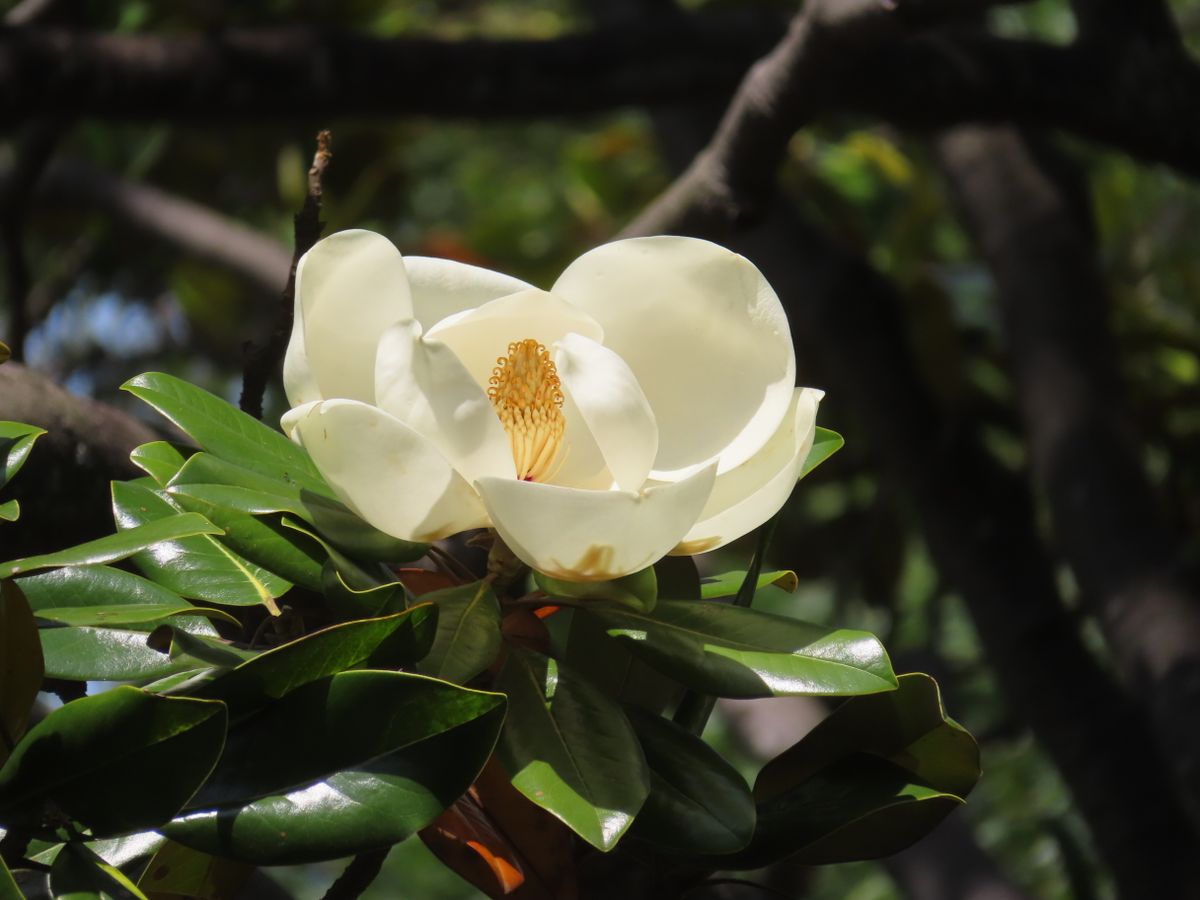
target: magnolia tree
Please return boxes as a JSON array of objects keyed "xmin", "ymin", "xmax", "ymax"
[{"xmin": 0, "ymin": 228, "xmax": 978, "ymax": 899}]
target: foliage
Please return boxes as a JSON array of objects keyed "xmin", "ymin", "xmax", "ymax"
[{"xmin": 0, "ymin": 375, "xmax": 977, "ymax": 898}]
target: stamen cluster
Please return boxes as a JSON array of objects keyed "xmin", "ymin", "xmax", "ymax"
[{"xmin": 488, "ymin": 338, "xmax": 566, "ymax": 482}]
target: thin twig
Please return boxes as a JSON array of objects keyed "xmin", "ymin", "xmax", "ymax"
[
  {"xmin": 240, "ymin": 129, "xmax": 332, "ymax": 419},
  {"xmin": 319, "ymin": 847, "xmax": 391, "ymax": 900}
]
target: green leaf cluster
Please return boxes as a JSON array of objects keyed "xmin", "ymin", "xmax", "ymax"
[{"xmin": 0, "ymin": 372, "xmax": 979, "ymax": 898}]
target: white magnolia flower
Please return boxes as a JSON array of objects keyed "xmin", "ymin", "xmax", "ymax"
[{"xmin": 282, "ymin": 229, "xmax": 823, "ymax": 581}]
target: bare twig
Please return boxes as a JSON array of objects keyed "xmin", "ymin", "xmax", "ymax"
[
  {"xmin": 320, "ymin": 847, "xmax": 391, "ymax": 900},
  {"xmin": 239, "ymin": 130, "xmax": 331, "ymax": 420}
]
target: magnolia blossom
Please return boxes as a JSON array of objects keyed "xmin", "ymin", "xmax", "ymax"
[{"xmin": 282, "ymin": 229, "xmax": 823, "ymax": 581}]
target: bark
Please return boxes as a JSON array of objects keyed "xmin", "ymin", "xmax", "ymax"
[
  {"xmin": 935, "ymin": 124, "xmax": 1200, "ymax": 830},
  {"xmin": 0, "ymin": 362, "xmax": 159, "ymax": 560}
]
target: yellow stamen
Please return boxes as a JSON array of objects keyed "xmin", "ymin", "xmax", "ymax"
[{"xmin": 487, "ymin": 339, "xmax": 566, "ymax": 482}]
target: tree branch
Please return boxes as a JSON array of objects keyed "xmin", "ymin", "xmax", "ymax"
[
  {"xmin": 239, "ymin": 129, "xmax": 331, "ymax": 420},
  {"xmin": 22, "ymin": 159, "xmax": 292, "ymax": 295},
  {"xmin": 0, "ymin": 362, "xmax": 159, "ymax": 559},
  {"xmin": 935, "ymin": 124, "xmax": 1200, "ymax": 831}
]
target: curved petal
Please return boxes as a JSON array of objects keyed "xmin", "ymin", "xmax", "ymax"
[
  {"xmin": 672, "ymin": 388, "xmax": 822, "ymax": 556},
  {"xmin": 404, "ymin": 256, "xmax": 535, "ymax": 332},
  {"xmin": 291, "ymin": 399, "xmax": 488, "ymax": 542},
  {"xmin": 552, "ymin": 236, "xmax": 795, "ymax": 478},
  {"xmin": 289, "ymin": 230, "xmax": 414, "ymax": 404},
  {"xmin": 552, "ymin": 390, "xmax": 613, "ymax": 491},
  {"xmin": 424, "ymin": 288, "xmax": 604, "ymax": 388},
  {"xmin": 555, "ymin": 333, "xmax": 657, "ymax": 492},
  {"xmin": 476, "ymin": 465, "xmax": 716, "ymax": 582},
  {"xmin": 280, "ymin": 399, "xmax": 321, "ymax": 440},
  {"xmin": 375, "ymin": 320, "xmax": 515, "ymax": 483}
]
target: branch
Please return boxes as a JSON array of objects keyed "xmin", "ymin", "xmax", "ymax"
[
  {"xmin": 22, "ymin": 159, "xmax": 291, "ymax": 295},
  {"xmin": 240, "ymin": 130, "xmax": 331, "ymax": 419},
  {"xmin": 319, "ymin": 848, "xmax": 390, "ymax": 900},
  {"xmin": 0, "ymin": 362, "xmax": 158, "ymax": 559},
  {"xmin": 935, "ymin": 124, "xmax": 1200, "ymax": 831},
  {"xmin": 0, "ymin": 19, "xmax": 780, "ymax": 120}
]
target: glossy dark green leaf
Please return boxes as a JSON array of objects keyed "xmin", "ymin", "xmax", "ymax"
[
  {"xmin": 733, "ymin": 673, "xmax": 979, "ymax": 867},
  {"xmin": 535, "ymin": 567, "xmax": 657, "ymax": 612},
  {"xmin": 580, "ymin": 601, "xmax": 897, "ymax": 699},
  {"xmin": 167, "ymin": 490, "xmax": 325, "ymax": 592},
  {"xmin": 112, "ymin": 481, "xmax": 289, "ymax": 609},
  {"xmin": 495, "ymin": 648, "xmax": 648, "ymax": 851},
  {"xmin": 49, "ymin": 842, "xmax": 149, "ymax": 900},
  {"xmin": 564, "ymin": 609, "xmax": 681, "ymax": 715},
  {"xmin": 165, "ymin": 671, "xmax": 506, "ymax": 864},
  {"xmin": 169, "ymin": 454, "xmax": 426, "ymax": 563},
  {"xmin": 0, "ymin": 514, "xmax": 222, "ymax": 580},
  {"xmin": 122, "ymin": 373, "xmax": 327, "ymax": 494},
  {"xmin": 35, "ymin": 603, "xmax": 238, "ymax": 628},
  {"xmin": 192, "ymin": 605, "xmax": 438, "ymax": 718},
  {"xmin": 624, "ymin": 708, "xmax": 755, "ymax": 855},
  {"xmin": 0, "ymin": 500, "xmax": 18, "ymax": 523},
  {"xmin": 802, "ymin": 426, "xmax": 844, "ymax": 477},
  {"xmin": 0, "ymin": 582, "xmax": 42, "ymax": 765},
  {"xmin": 0, "ymin": 855, "xmax": 19, "ymax": 900},
  {"xmin": 0, "ymin": 421, "xmax": 45, "ymax": 489},
  {"xmin": 698, "ymin": 570, "xmax": 798, "ymax": 600},
  {"xmin": 40, "ymin": 626, "xmax": 245, "ymax": 682},
  {"xmin": 0, "ymin": 686, "xmax": 226, "ymax": 837},
  {"xmin": 129, "ymin": 442, "xmax": 194, "ymax": 487},
  {"xmin": 418, "ymin": 582, "xmax": 502, "ymax": 684}
]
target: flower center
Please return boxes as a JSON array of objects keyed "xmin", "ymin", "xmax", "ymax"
[{"xmin": 488, "ymin": 338, "xmax": 566, "ymax": 482}]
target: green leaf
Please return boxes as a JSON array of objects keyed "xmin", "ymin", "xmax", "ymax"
[
  {"xmin": 495, "ymin": 648, "xmax": 648, "ymax": 851},
  {"xmin": 40, "ymin": 627, "xmax": 244, "ymax": 682},
  {"xmin": 112, "ymin": 481, "xmax": 289, "ymax": 609},
  {"xmin": 0, "ymin": 855, "xmax": 20, "ymax": 900},
  {"xmin": 580, "ymin": 600, "xmax": 897, "ymax": 699},
  {"xmin": 165, "ymin": 671, "xmax": 506, "ymax": 864},
  {"xmin": 17, "ymin": 566, "xmax": 219, "ymax": 636},
  {"xmin": 564, "ymin": 609, "xmax": 681, "ymax": 716},
  {"xmin": 802, "ymin": 426, "xmax": 844, "ymax": 477},
  {"xmin": 35, "ymin": 603, "xmax": 238, "ymax": 628},
  {"xmin": 129, "ymin": 441, "xmax": 194, "ymax": 487},
  {"xmin": 735, "ymin": 673, "xmax": 979, "ymax": 867},
  {"xmin": 0, "ymin": 582, "xmax": 42, "ymax": 765},
  {"xmin": 136, "ymin": 839, "xmax": 251, "ymax": 900},
  {"xmin": 168, "ymin": 454, "xmax": 426, "ymax": 563},
  {"xmin": 192, "ymin": 605, "xmax": 438, "ymax": 718},
  {"xmin": 0, "ymin": 514, "xmax": 223, "ymax": 580},
  {"xmin": 698, "ymin": 570, "xmax": 798, "ymax": 600},
  {"xmin": 624, "ymin": 708, "xmax": 755, "ymax": 855},
  {"xmin": 167, "ymin": 490, "xmax": 325, "ymax": 592},
  {"xmin": 0, "ymin": 687, "xmax": 227, "ymax": 837},
  {"xmin": 0, "ymin": 421, "xmax": 45, "ymax": 489},
  {"xmin": 535, "ymin": 567, "xmax": 657, "ymax": 612},
  {"xmin": 0, "ymin": 500, "xmax": 18, "ymax": 523},
  {"xmin": 417, "ymin": 582, "xmax": 502, "ymax": 685},
  {"xmin": 49, "ymin": 843, "xmax": 150, "ymax": 900},
  {"xmin": 122, "ymin": 372, "xmax": 327, "ymax": 493}
]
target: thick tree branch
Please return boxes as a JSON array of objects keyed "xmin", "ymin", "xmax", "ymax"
[
  {"xmin": 0, "ymin": 19, "xmax": 780, "ymax": 120},
  {"xmin": 22, "ymin": 160, "xmax": 292, "ymax": 295},
  {"xmin": 935, "ymin": 124, "xmax": 1200, "ymax": 830},
  {"xmin": 0, "ymin": 362, "xmax": 158, "ymax": 559}
]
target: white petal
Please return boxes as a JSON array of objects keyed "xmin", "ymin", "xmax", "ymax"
[
  {"xmin": 672, "ymin": 388, "xmax": 822, "ymax": 555},
  {"xmin": 555, "ymin": 333, "xmax": 657, "ymax": 492},
  {"xmin": 552, "ymin": 390, "xmax": 613, "ymax": 491},
  {"xmin": 292, "ymin": 399, "xmax": 488, "ymax": 542},
  {"xmin": 375, "ymin": 320, "xmax": 515, "ymax": 483},
  {"xmin": 476, "ymin": 466, "xmax": 716, "ymax": 582},
  {"xmin": 280, "ymin": 399, "xmax": 321, "ymax": 440},
  {"xmin": 404, "ymin": 256, "xmax": 535, "ymax": 331},
  {"xmin": 290, "ymin": 230, "xmax": 414, "ymax": 404},
  {"xmin": 424, "ymin": 288, "xmax": 604, "ymax": 388},
  {"xmin": 552, "ymin": 236, "xmax": 795, "ymax": 478}
]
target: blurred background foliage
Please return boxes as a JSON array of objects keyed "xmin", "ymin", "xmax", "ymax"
[{"xmin": 7, "ymin": 0, "xmax": 1200, "ymax": 898}]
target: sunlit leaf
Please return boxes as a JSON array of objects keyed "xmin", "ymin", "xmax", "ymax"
[
  {"xmin": 49, "ymin": 843, "xmax": 150, "ymax": 900},
  {"xmin": 580, "ymin": 600, "xmax": 897, "ymax": 698},
  {"xmin": 495, "ymin": 649, "xmax": 648, "ymax": 851}
]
